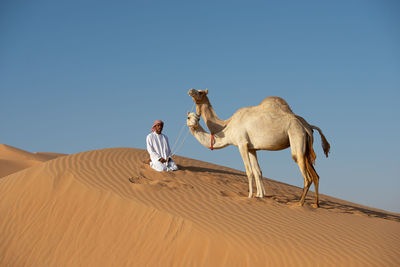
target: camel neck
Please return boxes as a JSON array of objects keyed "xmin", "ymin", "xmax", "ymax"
[
  {"xmin": 189, "ymin": 125, "xmax": 230, "ymax": 150},
  {"xmin": 197, "ymin": 101, "xmax": 229, "ymax": 133}
]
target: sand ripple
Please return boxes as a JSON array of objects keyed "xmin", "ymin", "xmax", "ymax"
[{"xmin": 0, "ymin": 147, "xmax": 399, "ymax": 266}]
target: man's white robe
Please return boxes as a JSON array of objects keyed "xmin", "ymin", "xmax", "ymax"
[{"xmin": 146, "ymin": 132, "xmax": 178, "ymax": 172}]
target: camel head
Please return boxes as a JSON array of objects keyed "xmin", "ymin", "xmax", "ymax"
[
  {"xmin": 186, "ymin": 112, "xmax": 200, "ymax": 129},
  {"xmin": 188, "ymin": 88, "xmax": 209, "ymax": 104}
]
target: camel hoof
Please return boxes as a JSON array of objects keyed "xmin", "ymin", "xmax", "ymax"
[
  {"xmin": 311, "ymin": 203, "xmax": 320, "ymax": 208},
  {"xmin": 297, "ymin": 202, "xmax": 304, "ymax": 207}
]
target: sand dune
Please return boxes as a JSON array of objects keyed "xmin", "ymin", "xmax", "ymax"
[
  {"xmin": 0, "ymin": 144, "xmax": 66, "ymax": 178},
  {"xmin": 0, "ymin": 147, "xmax": 399, "ymax": 266}
]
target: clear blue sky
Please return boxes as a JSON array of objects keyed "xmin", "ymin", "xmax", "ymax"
[{"xmin": 1, "ymin": 0, "xmax": 399, "ymax": 212}]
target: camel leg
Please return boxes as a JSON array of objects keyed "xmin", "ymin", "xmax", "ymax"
[
  {"xmin": 307, "ymin": 162, "xmax": 320, "ymax": 208},
  {"xmin": 238, "ymin": 143, "xmax": 255, "ymax": 198},
  {"xmin": 249, "ymin": 150, "xmax": 265, "ymax": 198},
  {"xmin": 313, "ymin": 174, "xmax": 319, "ymax": 208},
  {"xmin": 289, "ymin": 130, "xmax": 312, "ymax": 206},
  {"xmin": 297, "ymin": 157, "xmax": 312, "ymax": 206}
]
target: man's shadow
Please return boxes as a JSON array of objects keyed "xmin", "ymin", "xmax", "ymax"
[{"xmin": 178, "ymin": 165, "xmax": 247, "ymax": 177}]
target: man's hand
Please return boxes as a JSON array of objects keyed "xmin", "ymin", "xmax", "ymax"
[{"xmin": 159, "ymin": 158, "xmax": 167, "ymax": 163}]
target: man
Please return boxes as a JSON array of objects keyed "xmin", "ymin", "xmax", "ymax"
[{"xmin": 146, "ymin": 120, "xmax": 178, "ymax": 172}]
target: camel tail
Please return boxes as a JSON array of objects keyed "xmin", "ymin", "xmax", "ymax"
[{"xmin": 311, "ymin": 125, "xmax": 330, "ymax": 158}]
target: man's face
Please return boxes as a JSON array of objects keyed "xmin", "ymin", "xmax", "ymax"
[{"xmin": 154, "ymin": 123, "xmax": 163, "ymax": 134}]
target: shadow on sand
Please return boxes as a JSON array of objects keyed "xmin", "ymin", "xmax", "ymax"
[
  {"xmin": 319, "ymin": 200, "xmax": 400, "ymax": 222},
  {"xmin": 179, "ymin": 164, "xmax": 400, "ymax": 222},
  {"xmin": 178, "ymin": 165, "xmax": 246, "ymax": 177},
  {"xmin": 260, "ymin": 192, "xmax": 400, "ymax": 222},
  {"xmin": 261, "ymin": 193, "xmax": 400, "ymax": 222}
]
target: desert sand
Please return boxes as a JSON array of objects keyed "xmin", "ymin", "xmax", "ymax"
[{"xmin": 0, "ymin": 145, "xmax": 399, "ymax": 266}]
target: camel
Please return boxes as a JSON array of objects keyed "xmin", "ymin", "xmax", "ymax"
[{"xmin": 187, "ymin": 89, "xmax": 330, "ymax": 207}]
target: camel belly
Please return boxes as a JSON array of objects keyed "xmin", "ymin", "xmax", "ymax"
[
  {"xmin": 231, "ymin": 111, "xmax": 290, "ymax": 150},
  {"xmin": 248, "ymin": 133, "xmax": 290, "ymax": 151},
  {"xmin": 228, "ymin": 106, "xmax": 293, "ymax": 151}
]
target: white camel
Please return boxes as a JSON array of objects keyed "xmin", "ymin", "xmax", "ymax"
[{"xmin": 187, "ymin": 89, "xmax": 330, "ymax": 207}]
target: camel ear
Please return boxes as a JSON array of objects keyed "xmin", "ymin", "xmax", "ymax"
[
  {"xmin": 187, "ymin": 111, "xmax": 190, "ymax": 116},
  {"xmin": 205, "ymin": 88, "xmax": 208, "ymax": 94}
]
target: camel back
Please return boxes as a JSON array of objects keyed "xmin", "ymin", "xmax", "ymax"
[
  {"xmin": 260, "ymin": 96, "xmax": 294, "ymax": 114},
  {"xmin": 260, "ymin": 97, "xmax": 320, "ymax": 164}
]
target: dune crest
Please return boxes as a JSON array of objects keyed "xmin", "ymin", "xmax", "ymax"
[{"xmin": 0, "ymin": 147, "xmax": 399, "ymax": 266}]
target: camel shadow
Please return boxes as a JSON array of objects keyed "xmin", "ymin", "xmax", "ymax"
[
  {"xmin": 265, "ymin": 194, "xmax": 400, "ymax": 222},
  {"xmin": 319, "ymin": 200, "xmax": 400, "ymax": 222},
  {"xmin": 178, "ymin": 164, "xmax": 400, "ymax": 222}
]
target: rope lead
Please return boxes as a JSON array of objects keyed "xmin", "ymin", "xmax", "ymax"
[{"xmin": 170, "ymin": 103, "xmax": 195, "ymax": 157}]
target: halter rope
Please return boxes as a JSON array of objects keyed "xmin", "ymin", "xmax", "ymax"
[{"xmin": 170, "ymin": 102, "xmax": 195, "ymax": 157}]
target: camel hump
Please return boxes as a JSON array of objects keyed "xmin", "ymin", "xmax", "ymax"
[{"xmin": 260, "ymin": 96, "xmax": 294, "ymax": 114}]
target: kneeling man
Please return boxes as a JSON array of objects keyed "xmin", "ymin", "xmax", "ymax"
[{"xmin": 146, "ymin": 120, "xmax": 178, "ymax": 172}]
